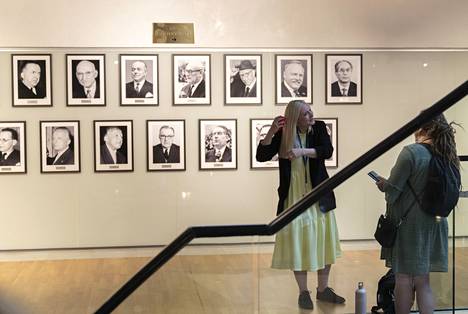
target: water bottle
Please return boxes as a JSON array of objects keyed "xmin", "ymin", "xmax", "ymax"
[{"xmin": 355, "ymin": 281, "xmax": 366, "ymax": 314}]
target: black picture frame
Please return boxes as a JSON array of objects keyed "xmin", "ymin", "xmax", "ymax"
[
  {"xmin": 199, "ymin": 119, "xmax": 237, "ymax": 170},
  {"xmin": 325, "ymin": 54, "xmax": 363, "ymax": 104},
  {"xmin": 275, "ymin": 54, "xmax": 312, "ymax": 105},
  {"xmin": 250, "ymin": 118, "xmax": 279, "ymax": 169},
  {"xmin": 12, "ymin": 54, "xmax": 52, "ymax": 107},
  {"xmin": 120, "ymin": 54, "xmax": 159, "ymax": 106},
  {"xmin": 147, "ymin": 120, "xmax": 186, "ymax": 171},
  {"xmin": 172, "ymin": 54, "xmax": 211, "ymax": 106},
  {"xmin": 0, "ymin": 121, "xmax": 27, "ymax": 174},
  {"xmin": 224, "ymin": 54, "xmax": 262, "ymax": 105},
  {"xmin": 93, "ymin": 120, "xmax": 134, "ymax": 172},
  {"xmin": 39, "ymin": 120, "xmax": 81, "ymax": 173},
  {"xmin": 66, "ymin": 54, "xmax": 106, "ymax": 106},
  {"xmin": 317, "ymin": 118, "xmax": 338, "ymax": 167}
]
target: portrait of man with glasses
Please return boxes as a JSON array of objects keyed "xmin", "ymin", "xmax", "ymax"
[{"xmin": 153, "ymin": 125, "xmax": 180, "ymax": 163}]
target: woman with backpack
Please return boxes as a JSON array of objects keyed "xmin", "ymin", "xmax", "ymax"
[{"xmin": 374, "ymin": 114, "xmax": 460, "ymax": 313}]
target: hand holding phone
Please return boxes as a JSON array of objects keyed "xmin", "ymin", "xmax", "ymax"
[{"xmin": 368, "ymin": 171, "xmax": 380, "ymax": 182}]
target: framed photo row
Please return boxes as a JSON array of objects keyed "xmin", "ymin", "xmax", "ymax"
[
  {"xmin": 40, "ymin": 120, "xmax": 81, "ymax": 173},
  {"xmin": 0, "ymin": 121, "xmax": 27, "ymax": 174},
  {"xmin": 7, "ymin": 53, "xmax": 365, "ymax": 107},
  {"xmin": 325, "ymin": 54, "xmax": 362, "ymax": 104}
]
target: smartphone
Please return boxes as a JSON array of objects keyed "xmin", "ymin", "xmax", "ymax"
[{"xmin": 368, "ymin": 171, "xmax": 380, "ymax": 182}]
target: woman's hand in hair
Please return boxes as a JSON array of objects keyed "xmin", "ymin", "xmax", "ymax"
[{"xmin": 261, "ymin": 116, "xmax": 285, "ymax": 146}]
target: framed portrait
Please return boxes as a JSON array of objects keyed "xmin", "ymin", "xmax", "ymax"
[
  {"xmin": 325, "ymin": 54, "xmax": 362, "ymax": 104},
  {"xmin": 199, "ymin": 119, "xmax": 237, "ymax": 170},
  {"xmin": 12, "ymin": 54, "xmax": 52, "ymax": 107},
  {"xmin": 224, "ymin": 54, "xmax": 262, "ymax": 105},
  {"xmin": 250, "ymin": 119, "xmax": 278, "ymax": 169},
  {"xmin": 147, "ymin": 120, "xmax": 185, "ymax": 171},
  {"xmin": 66, "ymin": 54, "xmax": 106, "ymax": 106},
  {"xmin": 173, "ymin": 54, "xmax": 211, "ymax": 105},
  {"xmin": 40, "ymin": 121, "xmax": 80, "ymax": 173},
  {"xmin": 318, "ymin": 118, "xmax": 338, "ymax": 167},
  {"xmin": 275, "ymin": 54, "xmax": 312, "ymax": 105},
  {"xmin": 0, "ymin": 121, "xmax": 26, "ymax": 174},
  {"xmin": 120, "ymin": 54, "xmax": 158, "ymax": 106},
  {"xmin": 94, "ymin": 120, "xmax": 133, "ymax": 172}
]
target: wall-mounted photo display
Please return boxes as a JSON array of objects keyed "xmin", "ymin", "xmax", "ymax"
[
  {"xmin": 94, "ymin": 120, "xmax": 133, "ymax": 172},
  {"xmin": 173, "ymin": 54, "xmax": 211, "ymax": 105},
  {"xmin": 326, "ymin": 54, "xmax": 362, "ymax": 104},
  {"xmin": 147, "ymin": 120, "xmax": 185, "ymax": 171},
  {"xmin": 12, "ymin": 54, "xmax": 52, "ymax": 107},
  {"xmin": 120, "ymin": 54, "xmax": 158, "ymax": 106},
  {"xmin": 318, "ymin": 118, "xmax": 338, "ymax": 167},
  {"xmin": 0, "ymin": 121, "xmax": 26, "ymax": 174},
  {"xmin": 199, "ymin": 119, "xmax": 237, "ymax": 170},
  {"xmin": 40, "ymin": 121, "xmax": 80, "ymax": 173},
  {"xmin": 250, "ymin": 119, "xmax": 279, "ymax": 169},
  {"xmin": 275, "ymin": 54, "xmax": 312, "ymax": 105},
  {"xmin": 67, "ymin": 54, "xmax": 106, "ymax": 106},
  {"xmin": 224, "ymin": 54, "xmax": 262, "ymax": 105}
]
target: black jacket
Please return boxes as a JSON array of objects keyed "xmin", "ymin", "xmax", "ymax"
[{"xmin": 256, "ymin": 120, "xmax": 336, "ymax": 215}]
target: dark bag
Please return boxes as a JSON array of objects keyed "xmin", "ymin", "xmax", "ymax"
[
  {"xmin": 419, "ymin": 143, "xmax": 461, "ymax": 217},
  {"xmin": 374, "ymin": 215, "xmax": 399, "ymax": 248},
  {"xmin": 371, "ymin": 269, "xmax": 395, "ymax": 314}
]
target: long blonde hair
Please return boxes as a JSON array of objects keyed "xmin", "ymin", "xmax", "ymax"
[{"xmin": 279, "ymin": 100, "xmax": 307, "ymax": 158}]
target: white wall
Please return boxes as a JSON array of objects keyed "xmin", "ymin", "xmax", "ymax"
[{"xmin": 0, "ymin": 1, "xmax": 467, "ymax": 249}]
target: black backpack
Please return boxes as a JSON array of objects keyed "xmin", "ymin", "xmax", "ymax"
[
  {"xmin": 371, "ymin": 269, "xmax": 395, "ymax": 314},
  {"xmin": 420, "ymin": 143, "xmax": 461, "ymax": 217}
]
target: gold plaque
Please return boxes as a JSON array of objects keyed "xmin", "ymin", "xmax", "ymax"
[{"xmin": 153, "ymin": 23, "xmax": 194, "ymax": 44}]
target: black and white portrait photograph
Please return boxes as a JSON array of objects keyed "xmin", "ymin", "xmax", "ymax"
[
  {"xmin": 276, "ymin": 54, "xmax": 312, "ymax": 105},
  {"xmin": 173, "ymin": 54, "xmax": 211, "ymax": 105},
  {"xmin": 120, "ymin": 54, "xmax": 158, "ymax": 106},
  {"xmin": 199, "ymin": 119, "xmax": 237, "ymax": 170},
  {"xmin": 318, "ymin": 118, "xmax": 338, "ymax": 167},
  {"xmin": 147, "ymin": 120, "xmax": 185, "ymax": 171},
  {"xmin": 12, "ymin": 54, "xmax": 52, "ymax": 107},
  {"xmin": 250, "ymin": 119, "xmax": 278, "ymax": 169},
  {"xmin": 326, "ymin": 54, "xmax": 362, "ymax": 104},
  {"xmin": 94, "ymin": 120, "xmax": 133, "ymax": 172},
  {"xmin": 0, "ymin": 121, "xmax": 26, "ymax": 174},
  {"xmin": 40, "ymin": 121, "xmax": 80, "ymax": 173},
  {"xmin": 225, "ymin": 55, "xmax": 262, "ymax": 105},
  {"xmin": 67, "ymin": 54, "xmax": 106, "ymax": 106}
]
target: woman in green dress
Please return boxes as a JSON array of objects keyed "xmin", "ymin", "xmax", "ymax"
[
  {"xmin": 256, "ymin": 100, "xmax": 344, "ymax": 310},
  {"xmin": 375, "ymin": 114, "xmax": 460, "ymax": 313}
]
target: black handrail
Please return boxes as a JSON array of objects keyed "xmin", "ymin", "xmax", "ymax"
[{"xmin": 95, "ymin": 80, "xmax": 468, "ymax": 314}]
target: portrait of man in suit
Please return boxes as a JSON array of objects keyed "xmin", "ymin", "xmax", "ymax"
[
  {"xmin": 73, "ymin": 60, "xmax": 100, "ymax": 99},
  {"xmin": 205, "ymin": 125, "xmax": 232, "ymax": 163},
  {"xmin": 46, "ymin": 127, "xmax": 74, "ymax": 166},
  {"xmin": 153, "ymin": 126, "xmax": 180, "ymax": 164},
  {"xmin": 230, "ymin": 60, "xmax": 257, "ymax": 97},
  {"xmin": 281, "ymin": 60, "xmax": 307, "ymax": 98},
  {"xmin": 0, "ymin": 128, "xmax": 20, "ymax": 166},
  {"xmin": 17, "ymin": 61, "xmax": 46, "ymax": 99},
  {"xmin": 179, "ymin": 61, "xmax": 206, "ymax": 98},
  {"xmin": 125, "ymin": 60, "xmax": 154, "ymax": 98},
  {"xmin": 100, "ymin": 127, "xmax": 127, "ymax": 164},
  {"xmin": 331, "ymin": 60, "xmax": 357, "ymax": 97}
]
